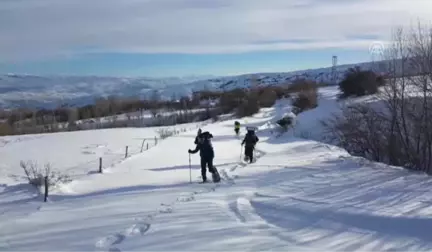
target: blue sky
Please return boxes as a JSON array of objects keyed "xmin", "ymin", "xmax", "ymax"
[
  {"xmin": 0, "ymin": 49, "xmax": 372, "ymax": 78},
  {"xmin": 0, "ymin": 0, "xmax": 430, "ymax": 78}
]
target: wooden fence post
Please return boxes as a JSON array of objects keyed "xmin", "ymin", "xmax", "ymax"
[
  {"xmin": 99, "ymin": 157, "xmax": 102, "ymax": 173},
  {"xmin": 44, "ymin": 176, "xmax": 48, "ymax": 202},
  {"xmin": 140, "ymin": 139, "xmax": 146, "ymax": 153},
  {"xmin": 125, "ymin": 146, "xmax": 129, "ymax": 158}
]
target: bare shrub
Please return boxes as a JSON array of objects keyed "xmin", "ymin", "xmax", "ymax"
[
  {"xmin": 338, "ymin": 67, "xmax": 385, "ymax": 98},
  {"xmin": 290, "ymin": 80, "xmax": 318, "ymax": 113},
  {"xmin": 219, "ymin": 88, "xmax": 247, "ymax": 114},
  {"xmin": 0, "ymin": 123, "xmax": 13, "ymax": 136},
  {"xmin": 276, "ymin": 112, "xmax": 297, "ymax": 133},
  {"xmin": 236, "ymin": 91, "xmax": 260, "ymax": 117},
  {"xmin": 287, "ymin": 79, "xmax": 317, "ymax": 93},
  {"xmin": 20, "ymin": 160, "xmax": 71, "ymax": 189},
  {"xmin": 321, "ymin": 104, "xmax": 391, "ymax": 162},
  {"xmin": 322, "ymin": 22, "xmax": 432, "ymax": 174},
  {"xmin": 292, "ymin": 93, "xmax": 318, "ymax": 113},
  {"xmin": 257, "ymin": 87, "xmax": 279, "ymax": 108},
  {"xmin": 156, "ymin": 128, "xmax": 176, "ymax": 139},
  {"xmin": 272, "ymin": 85, "xmax": 292, "ymax": 99},
  {"xmin": 21, "ymin": 160, "xmax": 44, "ymax": 187}
]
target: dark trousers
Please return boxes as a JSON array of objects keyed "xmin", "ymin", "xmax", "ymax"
[
  {"xmin": 245, "ymin": 146, "xmax": 254, "ymax": 163},
  {"xmin": 235, "ymin": 128, "xmax": 239, "ymax": 135},
  {"xmin": 201, "ymin": 158, "xmax": 215, "ymax": 180}
]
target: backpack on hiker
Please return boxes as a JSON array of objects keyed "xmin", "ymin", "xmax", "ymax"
[
  {"xmin": 241, "ymin": 129, "xmax": 259, "ymax": 163},
  {"xmin": 188, "ymin": 131, "xmax": 220, "ymax": 183},
  {"xmin": 234, "ymin": 121, "xmax": 241, "ymax": 136}
]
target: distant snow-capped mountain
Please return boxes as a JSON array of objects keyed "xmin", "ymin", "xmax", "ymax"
[
  {"xmin": 0, "ymin": 74, "xmax": 215, "ymax": 109},
  {"xmin": 0, "ymin": 61, "xmax": 387, "ymax": 109}
]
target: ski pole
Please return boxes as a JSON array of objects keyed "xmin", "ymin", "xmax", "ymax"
[{"xmin": 189, "ymin": 153, "xmax": 192, "ymax": 183}]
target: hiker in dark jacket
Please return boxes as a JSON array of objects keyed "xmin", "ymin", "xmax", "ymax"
[
  {"xmin": 234, "ymin": 121, "xmax": 240, "ymax": 136},
  {"xmin": 189, "ymin": 131, "xmax": 217, "ymax": 182},
  {"xmin": 241, "ymin": 129, "xmax": 259, "ymax": 163},
  {"xmin": 194, "ymin": 128, "xmax": 202, "ymax": 145}
]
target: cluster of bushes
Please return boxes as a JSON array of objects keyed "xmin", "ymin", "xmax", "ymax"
[
  {"xmin": 216, "ymin": 79, "xmax": 320, "ymax": 118},
  {"xmin": 0, "ymin": 91, "xmax": 216, "ymax": 136},
  {"xmin": 156, "ymin": 128, "xmax": 178, "ymax": 140},
  {"xmin": 338, "ymin": 66, "xmax": 386, "ymax": 98},
  {"xmin": 0, "ymin": 95, "xmax": 203, "ymax": 125},
  {"xmin": 289, "ymin": 80, "xmax": 319, "ymax": 114}
]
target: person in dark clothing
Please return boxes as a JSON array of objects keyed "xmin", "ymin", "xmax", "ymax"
[
  {"xmin": 188, "ymin": 131, "xmax": 220, "ymax": 183},
  {"xmin": 194, "ymin": 128, "xmax": 202, "ymax": 145},
  {"xmin": 241, "ymin": 129, "xmax": 259, "ymax": 163},
  {"xmin": 234, "ymin": 121, "xmax": 240, "ymax": 136}
]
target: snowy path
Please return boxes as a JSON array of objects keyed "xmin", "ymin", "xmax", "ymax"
[{"xmin": 2, "ymin": 109, "xmax": 432, "ymax": 251}]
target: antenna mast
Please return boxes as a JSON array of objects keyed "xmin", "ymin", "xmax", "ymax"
[{"xmin": 331, "ymin": 55, "xmax": 338, "ymax": 84}]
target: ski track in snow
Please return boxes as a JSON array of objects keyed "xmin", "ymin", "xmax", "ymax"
[
  {"xmin": 95, "ymin": 222, "xmax": 151, "ymax": 252},
  {"xmin": 94, "ymin": 140, "xmax": 268, "ymax": 251}
]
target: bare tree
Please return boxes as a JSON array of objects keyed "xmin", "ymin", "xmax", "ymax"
[{"xmin": 323, "ymin": 22, "xmax": 432, "ymax": 174}]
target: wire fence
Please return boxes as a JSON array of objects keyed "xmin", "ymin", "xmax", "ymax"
[
  {"xmin": 62, "ymin": 121, "xmax": 212, "ymax": 180},
  {"xmin": 20, "ymin": 115, "xmax": 242, "ymax": 202}
]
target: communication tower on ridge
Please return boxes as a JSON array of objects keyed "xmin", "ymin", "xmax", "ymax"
[{"xmin": 331, "ymin": 55, "xmax": 338, "ymax": 84}]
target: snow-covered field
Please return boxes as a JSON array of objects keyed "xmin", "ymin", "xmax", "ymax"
[
  {"xmin": 1, "ymin": 86, "xmax": 432, "ymax": 251},
  {"xmin": 0, "ymin": 122, "xmax": 205, "ymax": 183}
]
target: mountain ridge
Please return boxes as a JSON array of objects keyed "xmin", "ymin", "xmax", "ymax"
[{"xmin": 0, "ymin": 60, "xmax": 387, "ymax": 109}]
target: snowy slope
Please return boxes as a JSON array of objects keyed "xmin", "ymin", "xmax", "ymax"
[{"xmin": 2, "ymin": 91, "xmax": 432, "ymax": 251}]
